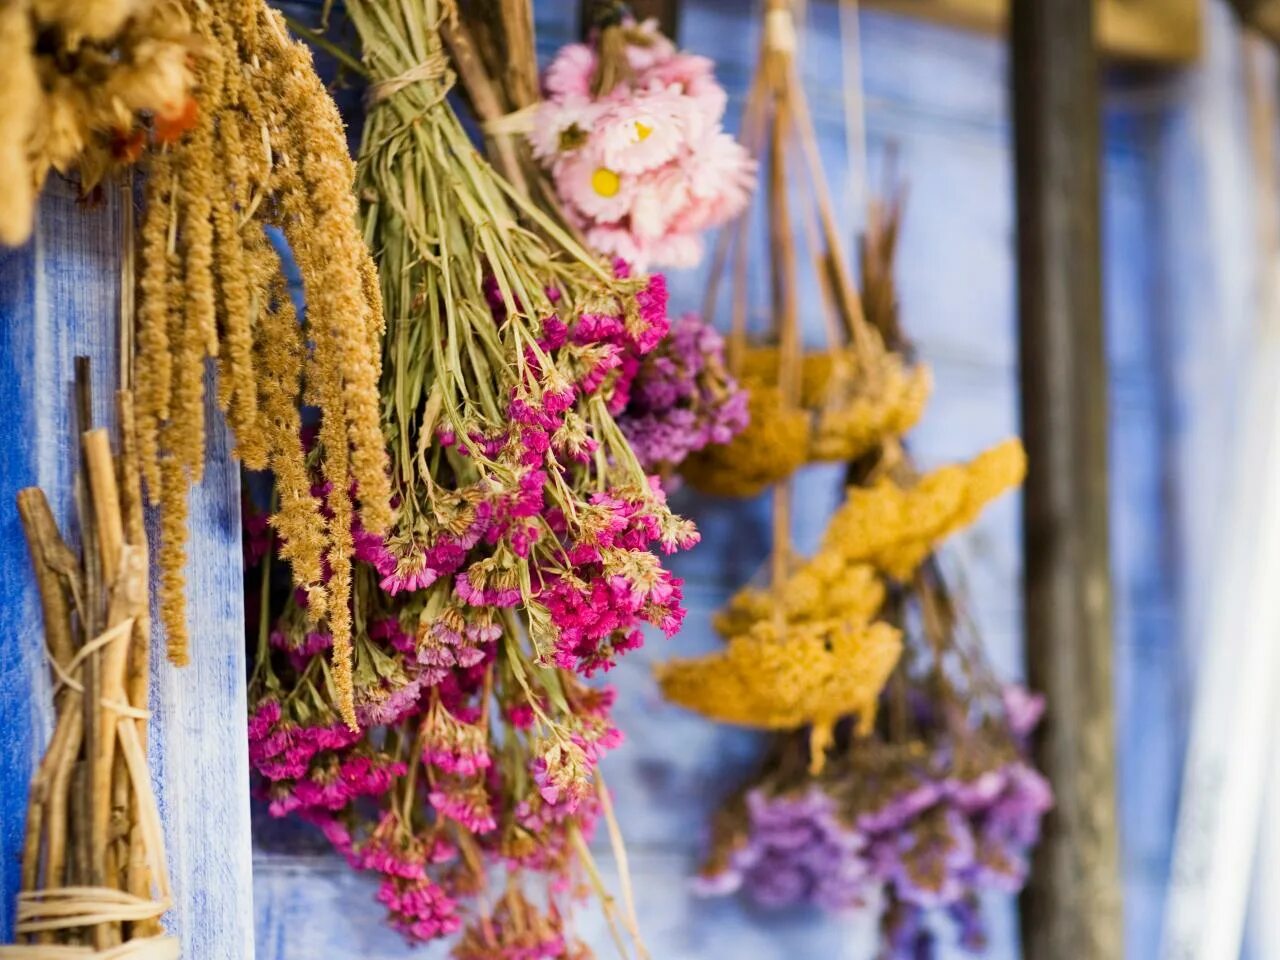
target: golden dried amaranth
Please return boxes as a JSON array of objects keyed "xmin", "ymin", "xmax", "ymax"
[{"xmin": 135, "ymin": 0, "xmax": 389, "ymax": 725}]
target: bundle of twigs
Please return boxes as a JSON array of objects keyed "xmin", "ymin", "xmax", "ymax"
[
  {"xmin": 441, "ymin": 0, "xmax": 559, "ymax": 217},
  {"xmin": 1, "ymin": 363, "xmax": 175, "ymax": 959}
]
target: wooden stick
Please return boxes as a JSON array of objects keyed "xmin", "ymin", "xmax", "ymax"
[
  {"xmin": 766, "ymin": 33, "xmax": 799, "ymax": 592},
  {"xmin": 16, "ymin": 490, "xmax": 77, "ymax": 682},
  {"xmin": 441, "ymin": 16, "xmax": 529, "ymax": 195},
  {"xmin": 83, "ymin": 431, "xmax": 124, "ymax": 587}
]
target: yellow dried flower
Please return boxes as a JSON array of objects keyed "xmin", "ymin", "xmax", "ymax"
[
  {"xmin": 809, "ymin": 354, "xmax": 932, "ymax": 463},
  {"xmin": 822, "ymin": 438, "xmax": 1026, "ymax": 579},
  {"xmin": 739, "ymin": 345, "xmax": 840, "ymax": 409},
  {"xmin": 0, "ymin": 4, "xmax": 40, "ymax": 246},
  {"xmin": 713, "ymin": 555, "xmax": 884, "ymax": 639},
  {"xmin": 656, "ymin": 616, "xmax": 902, "ymax": 771},
  {"xmin": 682, "ymin": 384, "xmax": 809, "ymax": 497},
  {"xmin": 738, "ymin": 344, "xmax": 931, "ymax": 464}
]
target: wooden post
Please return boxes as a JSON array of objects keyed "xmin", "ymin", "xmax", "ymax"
[{"xmin": 1011, "ymin": 1, "xmax": 1124, "ymax": 958}]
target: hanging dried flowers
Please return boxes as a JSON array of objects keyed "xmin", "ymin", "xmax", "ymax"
[
  {"xmin": 670, "ymin": 152, "xmax": 1050, "ymax": 952},
  {"xmin": 247, "ymin": 0, "xmax": 695, "ymax": 950},
  {"xmin": 0, "ymin": 0, "xmax": 196, "ymax": 246},
  {"xmin": 530, "ymin": 6, "xmax": 756, "ymax": 270},
  {"xmin": 446, "ymin": 1, "xmax": 752, "ymax": 484},
  {"xmin": 133, "ymin": 0, "xmax": 391, "ymax": 718},
  {"xmin": 677, "ymin": 0, "xmax": 930, "ymax": 499},
  {"xmin": 615, "ymin": 312, "xmax": 750, "ymax": 479}
]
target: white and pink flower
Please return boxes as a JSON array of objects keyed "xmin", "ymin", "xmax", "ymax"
[{"xmin": 533, "ymin": 21, "xmax": 755, "ymax": 271}]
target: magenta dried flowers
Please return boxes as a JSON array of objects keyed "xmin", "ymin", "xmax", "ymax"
[
  {"xmin": 247, "ymin": 0, "xmax": 695, "ymax": 953},
  {"xmin": 532, "ymin": 10, "xmax": 755, "ymax": 270}
]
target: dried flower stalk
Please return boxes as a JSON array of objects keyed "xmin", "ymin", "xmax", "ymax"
[{"xmin": 133, "ymin": 0, "xmax": 390, "ymax": 725}]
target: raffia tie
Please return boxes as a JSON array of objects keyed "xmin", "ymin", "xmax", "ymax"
[
  {"xmin": 366, "ymin": 49, "xmax": 454, "ymax": 107},
  {"xmin": 481, "ymin": 103, "xmax": 539, "ymax": 138},
  {"xmin": 765, "ymin": 8, "xmax": 797, "ymax": 54}
]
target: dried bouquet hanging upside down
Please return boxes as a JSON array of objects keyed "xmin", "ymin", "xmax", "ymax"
[
  {"xmin": 133, "ymin": 0, "xmax": 390, "ymax": 727},
  {"xmin": 247, "ymin": 0, "xmax": 696, "ymax": 953}
]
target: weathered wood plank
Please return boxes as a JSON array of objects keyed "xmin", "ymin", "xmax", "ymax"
[
  {"xmin": 0, "ymin": 178, "xmax": 255, "ymax": 956},
  {"xmin": 862, "ymin": 0, "xmax": 1201, "ymax": 63},
  {"xmin": 1011, "ymin": 1, "xmax": 1124, "ymax": 957}
]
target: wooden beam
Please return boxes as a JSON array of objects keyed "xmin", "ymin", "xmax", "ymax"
[
  {"xmin": 862, "ymin": 0, "xmax": 1200, "ymax": 63},
  {"xmin": 1011, "ymin": 1, "xmax": 1123, "ymax": 958},
  {"xmin": 579, "ymin": 0, "xmax": 680, "ymax": 40},
  {"xmin": 1224, "ymin": 0, "xmax": 1280, "ymax": 46}
]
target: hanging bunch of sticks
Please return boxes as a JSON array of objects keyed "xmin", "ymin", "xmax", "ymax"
[{"xmin": 1, "ymin": 362, "xmax": 176, "ymax": 960}]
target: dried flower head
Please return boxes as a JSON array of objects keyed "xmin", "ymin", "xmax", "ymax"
[
  {"xmin": 822, "ymin": 439, "xmax": 1027, "ymax": 580},
  {"xmin": 680, "ymin": 383, "xmax": 808, "ymax": 497},
  {"xmin": 0, "ymin": 0, "xmax": 195, "ymax": 245}
]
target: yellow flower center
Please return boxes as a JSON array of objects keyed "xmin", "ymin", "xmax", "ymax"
[
  {"xmin": 635, "ymin": 121, "xmax": 653, "ymax": 141},
  {"xmin": 591, "ymin": 167, "xmax": 621, "ymax": 198}
]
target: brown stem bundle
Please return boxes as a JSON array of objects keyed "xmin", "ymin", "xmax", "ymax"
[
  {"xmin": 134, "ymin": 0, "xmax": 390, "ymax": 725},
  {"xmin": 445, "ymin": 0, "xmax": 567, "ymax": 224},
  {"xmin": 1, "ymin": 376, "xmax": 176, "ymax": 959}
]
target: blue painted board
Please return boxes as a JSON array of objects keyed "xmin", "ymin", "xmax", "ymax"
[{"xmin": 0, "ymin": 179, "xmax": 255, "ymax": 956}]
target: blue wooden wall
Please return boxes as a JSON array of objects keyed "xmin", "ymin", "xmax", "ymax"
[{"xmin": 0, "ymin": 180, "xmax": 256, "ymax": 956}]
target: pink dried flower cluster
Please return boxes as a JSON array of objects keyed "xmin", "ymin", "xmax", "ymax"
[
  {"xmin": 245, "ymin": 260, "xmax": 697, "ymax": 950},
  {"xmin": 532, "ymin": 19, "xmax": 755, "ymax": 270}
]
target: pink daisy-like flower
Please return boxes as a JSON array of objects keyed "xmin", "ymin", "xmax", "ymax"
[
  {"xmin": 534, "ymin": 22, "xmax": 755, "ymax": 271},
  {"xmin": 553, "ymin": 146, "xmax": 636, "ymax": 224},
  {"xmin": 596, "ymin": 92, "xmax": 686, "ymax": 174},
  {"xmin": 543, "ymin": 43, "xmax": 597, "ymax": 98}
]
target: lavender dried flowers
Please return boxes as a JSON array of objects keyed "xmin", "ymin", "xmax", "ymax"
[{"xmin": 616, "ymin": 312, "xmax": 749, "ymax": 478}]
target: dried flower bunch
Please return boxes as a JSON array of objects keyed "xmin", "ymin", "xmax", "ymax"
[
  {"xmin": 656, "ymin": 0, "xmax": 910, "ymax": 781},
  {"xmin": 2, "ymin": 371, "xmax": 175, "ymax": 958},
  {"xmin": 670, "ymin": 149, "xmax": 1049, "ymax": 952},
  {"xmin": 695, "ymin": 624, "xmax": 1051, "ymax": 957},
  {"xmin": 736, "ymin": 344, "xmax": 933, "ymax": 464},
  {"xmin": 133, "ymin": 0, "xmax": 391, "ymax": 716},
  {"xmin": 659, "ymin": 442, "xmax": 1023, "ymax": 771},
  {"xmin": 0, "ymin": 0, "xmax": 196, "ymax": 246},
  {"xmin": 678, "ymin": 2, "xmax": 929, "ymax": 500},
  {"xmin": 247, "ymin": 1, "xmax": 695, "ymax": 951},
  {"xmin": 530, "ymin": 4, "xmax": 756, "ymax": 270}
]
